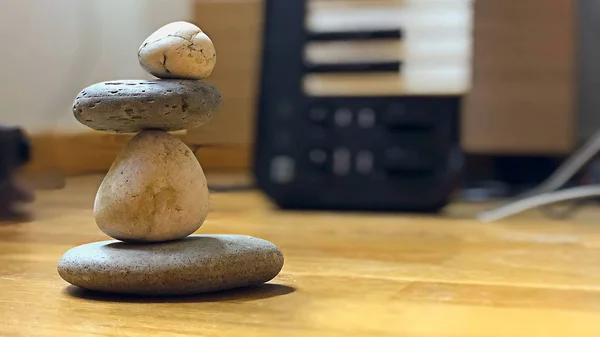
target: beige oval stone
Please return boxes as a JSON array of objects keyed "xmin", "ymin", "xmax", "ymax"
[
  {"xmin": 138, "ymin": 21, "xmax": 216, "ymax": 80},
  {"xmin": 57, "ymin": 234, "xmax": 285, "ymax": 295},
  {"xmin": 94, "ymin": 130, "xmax": 208, "ymax": 242}
]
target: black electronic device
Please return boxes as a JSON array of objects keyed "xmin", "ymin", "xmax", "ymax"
[{"xmin": 253, "ymin": 0, "xmax": 473, "ymax": 212}]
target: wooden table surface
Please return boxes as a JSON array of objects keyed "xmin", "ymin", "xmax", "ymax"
[{"xmin": 2, "ymin": 175, "xmax": 600, "ymax": 336}]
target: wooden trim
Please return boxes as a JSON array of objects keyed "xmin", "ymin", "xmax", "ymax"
[{"xmin": 23, "ymin": 131, "xmax": 251, "ymax": 177}]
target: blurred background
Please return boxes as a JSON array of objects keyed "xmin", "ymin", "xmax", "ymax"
[
  {"xmin": 0, "ymin": 0, "xmax": 190, "ymax": 133},
  {"xmin": 1, "ymin": 0, "xmax": 599, "ymax": 212}
]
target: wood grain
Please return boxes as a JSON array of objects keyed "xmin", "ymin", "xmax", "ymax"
[
  {"xmin": 2, "ymin": 175, "xmax": 600, "ymax": 336},
  {"xmin": 187, "ymin": 0, "xmax": 264, "ymax": 145}
]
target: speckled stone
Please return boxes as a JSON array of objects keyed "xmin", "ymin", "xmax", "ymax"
[
  {"xmin": 73, "ymin": 79, "xmax": 221, "ymax": 133},
  {"xmin": 94, "ymin": 130, "xmax": 209, "ymax": 243},
  {"xmin": 57, "ymin": 235, "xmax": 284, "ymax": 296}
]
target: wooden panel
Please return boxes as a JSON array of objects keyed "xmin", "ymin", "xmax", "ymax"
[
  {"xmin": 187, "ymin": 0, "xmax": 264, "ymax": 146},
  {"xmin": 185, "ymin": 98, "xmax": 257, "ymax": 146},
  {"xmin": 23, "ymin": 132, "xmax": 251, "ymax": 177},
  {"xmin": 462, "ymin": 0, "xmax": 577, "ymax": 154}
]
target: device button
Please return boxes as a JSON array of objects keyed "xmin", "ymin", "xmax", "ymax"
[
  {"xmin": 382, "ymin": 103, "xmax": 432, "ymax": 128},
  {"xmin": 383, "ymin": 147, "xmax": 433, "ymax": 172},
  {"xmin": 357, "ymin": 108, "xmax": 376, "ymax": 128},
  {"xmin": 277, "ymin": 100, "xmax": 294, "ymax": 119},
  {"xmin": 332, "ymin": 148, "xmax": 352, "ymax": 176},
  {"xmin": 355, "ymin": 150, "xmax": 374, "ymax": 174},
  {"xmin": 333, "ymin": 108, "xmax": 353, "ymax": 127},
  {"xmin": 273, "ymin": 131, "xmax": 292, "ymax": 150},
  {"xmin": 308, "ymin": 106, "xmax": 329, "ymax": 124},
  {"xmin": 309, "ymin": 148, "xmax": 328, "ymax": 167},
  {"xmin": 270, "ymin": 155, "xmax": 295, "ymax": 184}
]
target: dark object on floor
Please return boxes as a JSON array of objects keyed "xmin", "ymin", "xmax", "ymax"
[
  {"xmin": 0, "ymin": 126, "xmax": 33, "ymax": 219},
  {"xmin": 0, "ymin": 126, "xmax": 29, "ymax": 179}
]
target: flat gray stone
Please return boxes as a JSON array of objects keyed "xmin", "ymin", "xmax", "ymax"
[
  {"xmin": 73, "ymin": 79, "xmax": 221, "ymax": 133},
  {"xmin": 57, "ymin": 235, "xmax": 284, "ymax": 296}
]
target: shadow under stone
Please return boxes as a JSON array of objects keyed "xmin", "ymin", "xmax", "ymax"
[{"xmin": 64, "ymin": 283, "xmax": 296, "ymax": 303}]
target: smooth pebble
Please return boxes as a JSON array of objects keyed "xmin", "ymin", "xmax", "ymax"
[{"xmin": 94, "ymin": 130, "xmax": 209, "ymax": 243}]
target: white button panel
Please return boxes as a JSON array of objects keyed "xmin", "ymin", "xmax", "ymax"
[
  {"xmin": 333, "ymin": 148, "xmax": 351, "ymax": 176},
  {"xmin": 270, "ymin": 156, "xmax": 295, "ymax": 184}
]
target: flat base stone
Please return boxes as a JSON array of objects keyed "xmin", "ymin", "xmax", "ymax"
[{"xmin": 57, "ymin": 234, "xmax": 284, "ymax": 296}]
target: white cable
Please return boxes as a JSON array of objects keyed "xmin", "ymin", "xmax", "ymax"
[
  {"xmin": 526, "ymin": 129, "xmax": 600, "ymax": 195},
  {"xmin": 477, "ymin": 185, "xmax": 600, "ymax": 222},
  {"xmin": 476, "ymin": 129, "xmax": 600, "ymax": 222}
]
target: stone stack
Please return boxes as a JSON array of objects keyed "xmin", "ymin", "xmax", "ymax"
[{"xmin": 57, "ymin": 22, "xmax": 284, "ymax": 296}]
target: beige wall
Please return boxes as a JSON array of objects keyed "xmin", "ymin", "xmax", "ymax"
[{"xmin": 0, "ymin": 0, "xmax": 191, "ymax": 134}]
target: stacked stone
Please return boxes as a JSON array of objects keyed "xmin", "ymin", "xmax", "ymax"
[{"xmin": 57, "ymin": 22, "xmax": 283, "ymax": 296}]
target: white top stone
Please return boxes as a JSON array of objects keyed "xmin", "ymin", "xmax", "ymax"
[{"xmin": 138, "ymin": 21, "xmax": 216, "ymax": 80}]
